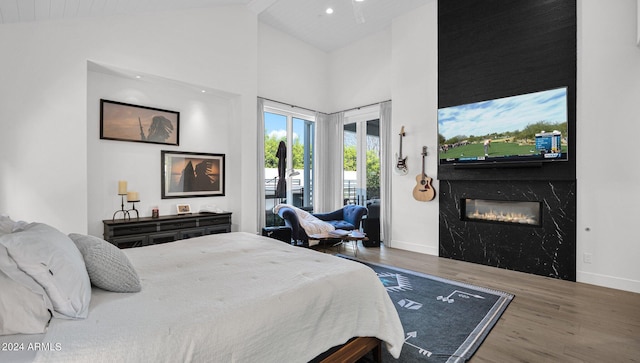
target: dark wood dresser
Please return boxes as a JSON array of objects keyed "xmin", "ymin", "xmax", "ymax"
[{"xmin": 103, "ymin": 212, "xmax": 232, "ymax": 249}]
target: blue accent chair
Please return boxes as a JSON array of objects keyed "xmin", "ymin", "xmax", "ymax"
[{"xmin": 277, "ymin": 205, "xmax": 367, "ymax": 246}]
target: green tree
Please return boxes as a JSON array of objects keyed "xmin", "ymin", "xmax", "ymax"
[
  {"xmin": 265, "ymin": 134, "xmax": 310, "ymax": 170},
  {"xmin": 366, "ymin": 150, "xmax": 381, "ymax": 198},
  {"xmin": 264, "ymin": 135, "xmax": 285, "ymax": 168},
  {"xmin": 344, "ymin": 146, "xmax": 357, "ymax": 171}
]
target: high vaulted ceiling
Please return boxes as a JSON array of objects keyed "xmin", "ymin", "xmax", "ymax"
[{"xmin": 0, "ymin": 0, "xmax": 429, "ymax": 52}]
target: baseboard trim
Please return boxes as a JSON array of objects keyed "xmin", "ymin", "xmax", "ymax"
[
  {"xmin": 387, "ymin": 239, "xmax": 438, "ymax": 256},
  {"xmin": 577, "ymin": 270, "xmax": 640, "ymax": 294}
]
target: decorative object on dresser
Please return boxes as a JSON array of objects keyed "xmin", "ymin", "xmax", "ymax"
[
  {"xmin": 161, "ymin": 150, "xmax": 225, "ymax": 199},
  {"xmin": 100, "ymin": 99, "xmax": 179, "ymax": 146},
  {"xmin": 176, "ymin": 204, "xmax": 191, "ymax": 214},
  {"xmin": 113, "ymin": 180, "xmax": 130, "ymax": 221},
  {"xmin": 103, "ymin": 212, "xmax": 231, "ymax": 249},
  {"xmin": 112, "ymin": 180, "xmax": 141, "ymax": 221},
  {"xmin": 126, "ymin": 191, "xmax": 140, "ymax": 219}
]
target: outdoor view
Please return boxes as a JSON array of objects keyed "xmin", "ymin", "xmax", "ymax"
[
  {"xmin": 343, "ymin": 120, "xmax": 381, "ymax": 205},
  {"xmin": 264, "ymin": 111, "xmax": 314, "ymax": 226},
  {"xmin": 264, "ymin": 110, "xmax": 381, "ymax": 226}
]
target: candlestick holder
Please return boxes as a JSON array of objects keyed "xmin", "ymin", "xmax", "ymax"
[
  {"xmin": 112, "ymin": 194, "xmax": 131, "ymax": 221},
  {"xmin": 127, "ymin": 200, "xmax": 140, "ymax": 220}
]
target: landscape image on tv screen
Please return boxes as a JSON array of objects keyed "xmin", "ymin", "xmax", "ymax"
[{"xmin": 438, "ymin": 87, "xmax": 568, "ymax": 165}]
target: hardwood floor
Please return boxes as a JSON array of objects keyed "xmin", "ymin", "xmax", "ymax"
[{"xmin": 340, "ymin": 243, "xmax": 640, "ymax": 362}]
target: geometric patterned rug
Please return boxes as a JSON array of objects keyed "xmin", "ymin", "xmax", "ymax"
[{"xmin": 338, "ymin": 256, "xmax": 514, "ymax": 362}]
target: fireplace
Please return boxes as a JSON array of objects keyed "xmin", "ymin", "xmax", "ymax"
[
  {"xmin": 439, "ymin": 180, "xmax": 576, "ymax": 281},
  {"xmin": 461, "ymin": 198, "xmax": 541, "ymax": 227}
]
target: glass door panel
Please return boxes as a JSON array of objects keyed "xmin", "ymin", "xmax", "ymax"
[
  {"xmin": 343, "ymin": 119, "xmax": 380, "ymax": 206},
  {"xmin": 366, "ymin": 120, "xmax": 381, "ymax": 201},
  {"xmin": 292, "ymin": 117, "xmax": 314, "ymax": 210},
  {"xmin": 264, "ymin": 112, "xmax": 287, "ymax": 226},
  {"xmin": 264, "ymin": 111, "xmax": 315, "ymax": 227},
  {"xmin": 343, "ymin": 123, "xmax": 357, "ymax": 205}
]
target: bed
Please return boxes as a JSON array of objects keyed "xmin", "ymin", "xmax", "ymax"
[{"xmin": 0, "ymin": 229, "xmax": 404, "ymax": 362}]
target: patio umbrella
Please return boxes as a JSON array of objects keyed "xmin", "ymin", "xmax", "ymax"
[{"xmin": 276, "ymin": 140, "xmax": 286, "ymax": 198}]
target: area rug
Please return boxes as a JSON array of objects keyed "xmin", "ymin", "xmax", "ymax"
[{"xmin": 338, "ymin": 256, "xmax": 514, "ymax": 363}]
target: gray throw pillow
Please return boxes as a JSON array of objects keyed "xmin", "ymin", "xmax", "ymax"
[{"xmin": 68, "ymin": 233, "xmax": 141, "ymax": 293}]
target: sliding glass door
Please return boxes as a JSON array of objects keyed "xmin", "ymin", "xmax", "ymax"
[
  {"xmin": 263, "ymin": 107, "xmax": 314, "ymax": 226},
  {"xmin": 343, "ymin": 119, "xmax": 380, "ymax": 206}
]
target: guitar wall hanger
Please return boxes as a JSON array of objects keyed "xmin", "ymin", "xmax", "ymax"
[{"xmin": 394, "ymin": 126, "xmax": 408, "ymax": 175}]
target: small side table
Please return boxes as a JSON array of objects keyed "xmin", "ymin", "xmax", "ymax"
[{"xmin": 308, "ymin": 230, "xmax": 368, "ymax": 257}]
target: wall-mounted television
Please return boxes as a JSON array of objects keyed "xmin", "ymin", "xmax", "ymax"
[{"xmin": 438, "ymin": 87, "xmax": 568, "ymax": 167}]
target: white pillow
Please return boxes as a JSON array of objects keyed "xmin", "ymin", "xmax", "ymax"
[
  {"xmin": 68, "ymin": 233, "xmax": 141, "ymax": 293},
  {"xmin": 0, "ymin": 223, "xmax": 91, "ymax": 319},
  {"xmin": 0, "ymin": 244, "xmax": 53, "ymax": 335}
]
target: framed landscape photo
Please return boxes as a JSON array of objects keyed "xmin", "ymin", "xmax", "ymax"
[
  {"xmin": 100, "ymin": 99, "xmax": 179, "ymax": 146},
  {"xmin": 161, "ymin": 151, "xmax": 225, "ymax": 199}
]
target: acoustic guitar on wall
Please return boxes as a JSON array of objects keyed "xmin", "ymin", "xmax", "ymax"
[
  {"xmin": 413, "ymin": 146, "xmax": 436, "ymax": 202},
  {"xmin": 394, "ymin": 126, "xmax": 408, "ymax": 175}
]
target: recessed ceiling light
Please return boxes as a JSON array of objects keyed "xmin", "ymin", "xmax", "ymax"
[
  {"xmin": 326, "ymin": 7, "xmax": 334, "ymax": 15},
  {"xmin": 355, "ymin": 0, "xmax": 364, "ymax": 2},
  {"xmin": 201, "ymin": 90, "xmax": 206, "ymax": 93},
  {"xmin": 135, "ymin": 75, "xmax": 141, "ymax": 79}
]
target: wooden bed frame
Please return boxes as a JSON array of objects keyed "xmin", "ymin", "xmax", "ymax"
[{"xmin": 315, "ymin": 337, "xmax": 382, "ymax": 363}]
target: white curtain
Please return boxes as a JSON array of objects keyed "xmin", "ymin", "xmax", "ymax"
[
  {"xmin": 256, "ymin": 98, "xmax": 266, "ymax": 228},
  {"xmin": 316, "ymin": 111, "xmax": 344, "ymax": 212},
  {"xmin": 379, "ymin": 101, "xmax": 392, "ymax": 246}
]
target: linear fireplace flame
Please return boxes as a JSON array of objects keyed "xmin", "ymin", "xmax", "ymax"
[{"xmin": 461, "ymin": 198, "xmax": 542, "ymax": 226}]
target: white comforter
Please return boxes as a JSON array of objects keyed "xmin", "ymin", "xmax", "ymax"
[{"xmin": 33, "ymin": 232, "xmax": 404, "ymax": 362}]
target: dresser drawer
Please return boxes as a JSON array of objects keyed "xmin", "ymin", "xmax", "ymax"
[
  {"xmin": 179, "ymin": 228, "xmax": 206, "ymax": 239},
  {"xmin": 148, "ymin": 232, "xmax": 179, "ymax": 244},
  {"xmin": 111, "ymin": 223, "xmax": 158, "ymax": 237},
  {"xmin": 111, "ymin": 235, "xmax": 148, "ymax": 249},
  {"xmin": 199, "ymin": 216, "xmax": 231, "ymax": 227},
  {"xmin": 159, "ymin": 220, "xmax": 197, "ymax": 231},
  {"xmin": 205, "ymin": 225, "xmax": 230, "ymax": 235}
]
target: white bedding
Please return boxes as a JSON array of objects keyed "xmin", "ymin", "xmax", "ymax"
[{"xmin": 29, "ymin": 232, "xmax": 403, "ymax": 362}]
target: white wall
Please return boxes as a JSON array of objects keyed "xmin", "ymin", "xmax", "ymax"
[
  {"xmin": 328, "ymin": 29, "xmax": 392, "ymax": 113},
  {"xmin": 0, "ymin": 6, "xmax": 258, "ymax": 234},
  {"xmin": 322, "ymin": 4, "xmax": 437, "ymax": 254},
  {"xmin": 86, "ymin": 67, "xmax": 239, "ymax": 237},
  {"xmin": 258, "ymin": 22, "xmax": 330, "ymax": 112},
  {"xmin": 388, "ymin": 3, "xmax": 439, "ymax": 255},
  {"xmin": 577, "ymin": 0, "xmax": 640, "ymax": 293}
]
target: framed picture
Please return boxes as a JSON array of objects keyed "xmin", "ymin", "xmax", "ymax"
[
  {"xmin": 161, "ymin": 151, "xmax": 225, "ymax": 199},
  {"xmin": 100, "ymin": 99, "xmax": 179, "ymax": 146},
  {"xmin": 176, "ymin": 204, "xmax": 192, "ymax": 214}
]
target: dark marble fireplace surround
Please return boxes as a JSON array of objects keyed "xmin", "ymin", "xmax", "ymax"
[{"xmin": 439, "ymin": 179, "xmax": 576, "ymax": 281}]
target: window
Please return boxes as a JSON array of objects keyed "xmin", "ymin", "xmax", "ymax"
[
  {"xmin": 343, "ymin": 107, "xmax": 380, "ymax": 206},
  {"xmin": 264, "ymin": 105, "xmax": 315, "ymax": 226}
]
